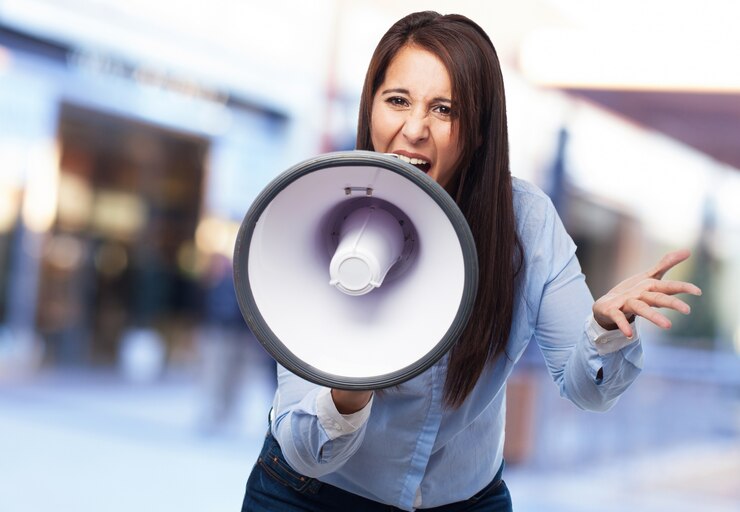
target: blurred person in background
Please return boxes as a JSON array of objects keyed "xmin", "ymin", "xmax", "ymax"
[
  {"xmin": 241, "ymin": 11, "xmax": 702, "ymax": 512},
  {"xmin": 197, "ymin": 252, "xmax": 248, "ymax": 434}
]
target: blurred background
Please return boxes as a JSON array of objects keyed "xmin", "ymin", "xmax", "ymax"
[{"xmin": 0, "ymin": 0, "xmax": 738, "ymax": 510}]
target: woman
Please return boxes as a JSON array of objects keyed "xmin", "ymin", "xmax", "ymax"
[{"xmin": 242, "ymin": 11, "xmax": 701, "ymax": 512}]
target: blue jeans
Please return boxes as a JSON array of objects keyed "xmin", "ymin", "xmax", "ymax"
[{"xmin": 242, "ymin": 431, "xmax": 513, "ymax": 511}]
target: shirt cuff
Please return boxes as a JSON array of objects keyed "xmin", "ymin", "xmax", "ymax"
[
  {"xmin": 316, "ymin": 388, "xmax": 374, "ymax": 440},
  {"xmin": 586, "ymin": 316, "xmax": 640, "ymax": 355}
]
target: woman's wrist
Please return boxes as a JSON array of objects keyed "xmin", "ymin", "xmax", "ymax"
[{"xmin": 331, "ymin": 389, "xmax": 373, "ymax": 414}]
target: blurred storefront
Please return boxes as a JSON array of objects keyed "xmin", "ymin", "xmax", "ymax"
[{"xmin": 0, "ymin": 23, "xmax": 290, "ymax": 373}]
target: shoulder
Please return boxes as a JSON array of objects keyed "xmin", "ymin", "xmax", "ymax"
[
  {"xmin": 512, "ymin": 176, "xmax": 552, "ymax": 206},
  {"xmin": 511, "ymin": 177, "xmax": 557, "ymax": 240},
  {"xmin": 511, "ymin": 177, "xmax": 578, "ymax": 288}
]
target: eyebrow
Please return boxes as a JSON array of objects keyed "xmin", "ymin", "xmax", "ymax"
[{"xmin": 380, "ymin": 88, "xmax": 452, "ymax": 103}]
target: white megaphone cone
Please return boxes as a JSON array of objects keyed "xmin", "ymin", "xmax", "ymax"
[{"xmin": 233, "ymin": 151, "xmax": 478, "ymax": 390}]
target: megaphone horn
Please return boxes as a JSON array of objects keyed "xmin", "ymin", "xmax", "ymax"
[{"xmin": 233, "ymin": 151, "xmax": 478, "ymax": 390}]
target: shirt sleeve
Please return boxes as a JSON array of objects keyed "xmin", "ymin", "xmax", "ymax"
[
  {"xmin": 586, "ymin": 315, "xmax": 640, "ymax": 356},
  {"xmin": 531, "ymin": 200, "xmax": 643, "ymax": 412},
  {"xmin": 270, "ymin": 364, "xmax": 374, "ymax": 478},
  {"xmin": 316, "ymin": 388, "xmax": 374, "ymax": 439}
]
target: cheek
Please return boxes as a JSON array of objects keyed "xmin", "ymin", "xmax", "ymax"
[
  {"xmin": 435, "ymin": 127, "xmax": 456, "ymax": 158},
  {"xmin": 370, "ymin": 113, "xmax": 390, "ymax": 150},
  {"xmin": 435, "ymin": 128, "xmax": 463, "ymax": 182},
  {"xmin": 369, "ymin": 123, "xmax": 381, "ymax": 151},
  {"xmin": 443, "ymin": 128, "xmax": 463, "ymax": 162}
]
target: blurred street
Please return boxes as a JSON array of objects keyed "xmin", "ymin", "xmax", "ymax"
[
  {"xmin": 0, "ymin": 336, "xmax": 275, "ymax": 512},
  {"xmin": 1, "ymin": 341, "xmax": 737, "ymax": 512}
]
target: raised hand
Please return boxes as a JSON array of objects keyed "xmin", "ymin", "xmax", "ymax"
[{"xmin": 593, "ymin": 249, "xmax": 702, "ymax": 338}]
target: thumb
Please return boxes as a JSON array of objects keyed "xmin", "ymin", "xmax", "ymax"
[{"xmin": 649, "ymin": 249, "xmax": 691, "ymax": 280}]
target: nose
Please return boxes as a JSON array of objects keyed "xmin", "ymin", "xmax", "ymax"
[{"xmin": 401, "ymin": 110, "xmax": 429, "ymax": 144}]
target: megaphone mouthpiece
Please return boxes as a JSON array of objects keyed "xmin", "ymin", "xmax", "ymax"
[{"xmin": 329, "ymin": 205, "xmax": 405, "ymax": 296}]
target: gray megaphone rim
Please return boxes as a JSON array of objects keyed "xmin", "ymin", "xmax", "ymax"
[{"xmin": 233, "ymin": 150, "xmax": 478, "ymax": 390}]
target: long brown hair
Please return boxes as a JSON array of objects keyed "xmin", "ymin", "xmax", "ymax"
[{"xmin": 356, "ymin": 11, "xmax": 523, "ymax": 407}]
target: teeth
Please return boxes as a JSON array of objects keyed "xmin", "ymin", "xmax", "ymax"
[{"xmin": 397, "ymin": 154, "xmax": 429, "ymax": 166}]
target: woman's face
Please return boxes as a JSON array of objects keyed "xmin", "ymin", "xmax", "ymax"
[{"xmin": 370, "ymin": 45, "xmax": 462, "ymax": 188}]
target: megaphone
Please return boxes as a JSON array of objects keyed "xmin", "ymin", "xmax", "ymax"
[{"xmin": 233, "ymin": 151, "xmax": 477, "ymax": 390}]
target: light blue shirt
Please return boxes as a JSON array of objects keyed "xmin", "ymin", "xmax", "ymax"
[{"xmin": 269, "ymin": 178, "xmax": 643, "ymax": 510}]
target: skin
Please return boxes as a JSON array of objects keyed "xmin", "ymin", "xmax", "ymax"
[
  {"xmin": 331, "ymin": 48, "xmax": 702, "ymax": 415},
  {"xmin": 370, "ymin": 44, "xmax": 463, "ymax": 188},
  {"xmin": 592, "ymin": 248, "xmax": 701, "ymax": 338},
  {"xmin": 332, "ymin": 389, "xmax": 373, "ymax": 415}
]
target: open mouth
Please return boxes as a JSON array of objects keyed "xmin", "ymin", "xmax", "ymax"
[{"xmin": 395, "ymin": 154, "xmax": 431, "ymax": 173}]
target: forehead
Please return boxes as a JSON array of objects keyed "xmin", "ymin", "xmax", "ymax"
[{"xmin": 380, "ymin": 45, "xmax": 452, "ymax": 95}]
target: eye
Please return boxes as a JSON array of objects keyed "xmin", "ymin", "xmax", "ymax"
[
  {"xmin": 433, "ymin": 104, "xmax": 453, "ymax": 116},
  {"xmin": 386, "ymin": 96, "xmax": 409, "ymax": 108}
]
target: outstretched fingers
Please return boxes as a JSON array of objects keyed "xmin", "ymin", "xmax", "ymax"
[
  {"xmin": 623, "ymin": 298, "xmax": 672, "ymax": 330},
  {"xmin": 639, "ymin": 291, "xmax": 691, "ymax": 315},
  {"xmin": 593, "ymin": 249, "xmax": 702, "ymax": 333},
  {"xmin": 624, "ymin": 279, "xmax": 701, "ymax": 329},
  {"xmin": 642, "ymin": 279, "xmax": 703, "ymax": 297}
]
